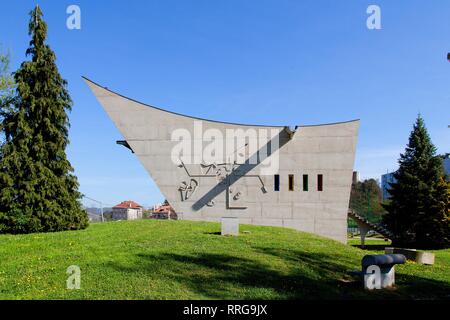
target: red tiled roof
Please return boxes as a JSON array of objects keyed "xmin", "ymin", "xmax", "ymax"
[
  {"xmin": 113, "ymin": 200, "xmax": 142, "ymax": 209},
  {"xmin": 154, "ymin": 204, "xmax": 173, "ymax": 213}
]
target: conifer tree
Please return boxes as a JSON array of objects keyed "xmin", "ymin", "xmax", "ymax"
[
  {"xmin": 383, "ymin": 115, "xmax": 450, "ymax": 248},
  {"xmin": 0, "ymin": 6, "xmax": 88, "ymax": 233}
]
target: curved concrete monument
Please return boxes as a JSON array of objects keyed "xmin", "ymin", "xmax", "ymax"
[{"xmin": 84, "ymin": 77, "xmax": 359, "ymax": 243}]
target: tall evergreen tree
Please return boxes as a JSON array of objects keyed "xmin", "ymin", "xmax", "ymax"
[
  {"xmin": 383, "ymin": 115, "xmax": 450, "ymax": 248},
  {"xmin": 0, "ymin": 6, "xmax": 88, "ymax": 233}
]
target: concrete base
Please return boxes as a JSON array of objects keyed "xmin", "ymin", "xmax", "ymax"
[
  {"xmin": 356, "ymin": 222, "xmax": 370, "ymax": 247},
  {"xmin": 221, "ymin": 217, "xmax": 239, "ymax": 236},
  {"xmin": 385, "ymin": 247, "xmax": 435, "ymax": 265},
  {"xmin": 364, "ymin": 266, "xmax": 395, "ymax": 290},
  {"xmin": 380, "ymin": 266, "xmax": 395, "ymax": 288},
  {"xmin": 416, "ymin": 252, "xmax": 435, "ymax": 265}
]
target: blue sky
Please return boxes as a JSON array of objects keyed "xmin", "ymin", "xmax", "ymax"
[{"xmin": 1, "ymin": 0, "xmax": 449, "ymax": 207}]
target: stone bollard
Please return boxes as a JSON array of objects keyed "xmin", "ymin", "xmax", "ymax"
[{"xmin": 221, "ymin": 217, "xmax": 239, "ymax": 236}]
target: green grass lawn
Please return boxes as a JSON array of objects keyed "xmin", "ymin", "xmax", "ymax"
[{"xmin": 0, "ymin": 219, "xmax": 449, "ymax": 300}]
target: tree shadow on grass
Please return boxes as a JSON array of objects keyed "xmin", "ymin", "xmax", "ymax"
[
  {"xmin": 107, "ymin": 251, "xmax": 350, "ymax": 299},
  {"xmin": 255, "ymin": 247, "xmax": 450, "ymax": 300},
  {"xmin": 394, "ymin": 274, "xmax": 450, "ymax": 300},
  {"xmin": 203, "ymin": 232, "xmax": 221, "ymax": 235},
  {"xmin": 104, "ymin": 244, "xmax": 450, "ymax": 300},
  {"xmin": 351, "ymin": 244, "xmax": 390, "ymax": 251}
]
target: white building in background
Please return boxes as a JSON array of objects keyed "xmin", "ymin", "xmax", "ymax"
[
  {"xmin": 85, "ymin": 78, "xmax": 359, "ymax": 243},
  {"xmin": 112, "ymin": 200, "xmax": 143, "ymax": 220},
  {"xmin": 152, "ymin": 203, "xmax": 177, "ymax": 220}
]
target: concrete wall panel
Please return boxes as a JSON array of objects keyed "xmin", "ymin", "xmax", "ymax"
[{"xmin": 85, "ymin": 78, "xmax": 359, "ymax": 243}]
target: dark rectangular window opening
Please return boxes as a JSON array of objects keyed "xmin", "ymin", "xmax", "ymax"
[
  {"xmin": 274, "ymin": 174, "xmax": 280, "ymax": 191},
  {"xmin": 302, "ymin": 174, "xmax": 308, "ymax": 191},
  {"xmin": 288, "ymin": 174, "xmax": 294, "ymax": 191},
  {"xmin": 318, "ymin": 174, "xmax": 323, "ymax": 191}
]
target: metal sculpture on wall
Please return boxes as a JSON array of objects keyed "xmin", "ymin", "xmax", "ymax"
[
  {"xmin": 178, "ymin": 179, "xmax": 198, "ymax": 201},
  {"xmin": 178, "ymin": 159, "xmax": 267, "ymax": 209}
]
